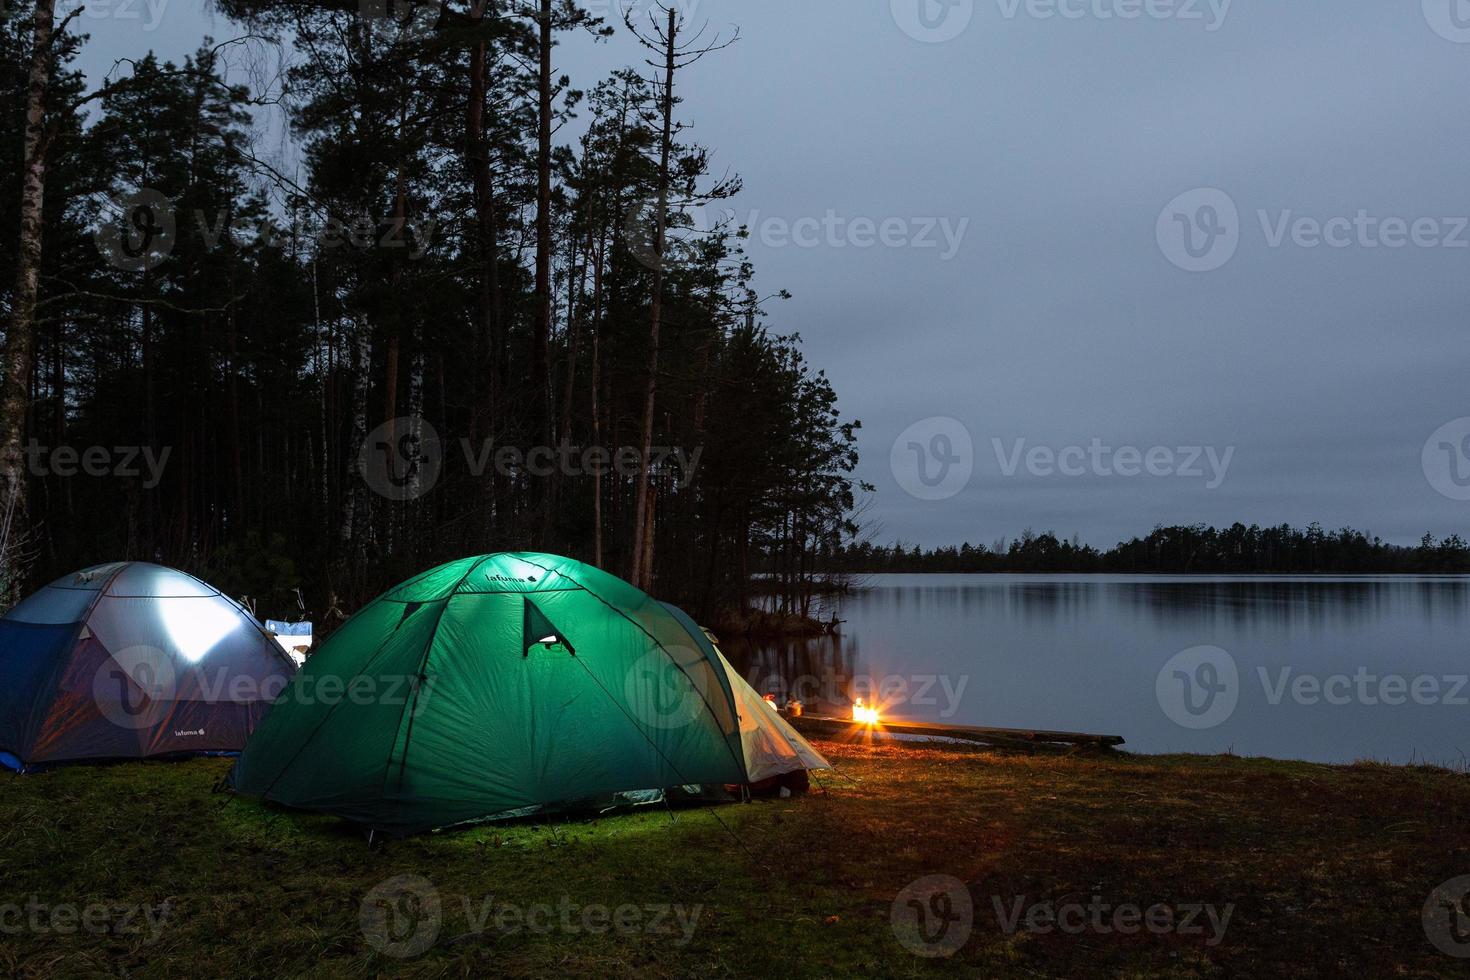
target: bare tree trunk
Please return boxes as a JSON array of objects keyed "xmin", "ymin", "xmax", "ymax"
[
  {"xmin": 629, "ymin": 7, "xmax": 678, "ymax": 591},
  {"xmin": 465, "ymin": 0, "xmax": 504, "ymax": 528},
  {"xmin": 465, "ymin": 1, "xmax": 488, "ymax": 451},
  {"xmin": 407, "ymin": 347, "xmax": 425, "ymax": 515},
  {"xmin": 589, "ymin": 231, "xmax": 605, "ymax": 569},
  {"xmin": 0, "ymin": 0, "xmax": 57, "ymax": 591},
  {"xmin": 557, "ymin": 230, "xmax": 585, "ymax": 452},
  {"xmin": 380, "ymin": 155, "xmax": 409, "ymax": 552},
  {"xmin": 340, "ymin": 317, "xmax": 371, "ymax": 552},
  {"xmin": 314, "ymin": 260, "xmax": 330, "ymax": 522},
  {"xmin": 547, "ymin": 222, "xmax": 583, "ymax": 537},
  {"xmin": 534, "ymin": 0, "xmax": 554, "ymax": 466},
  {"xmin": 227, "ymin": 254, "xmax": 245, "ymax": 526},
  {"xmin": 641, "ymin": 482, "xmax": 656, "ymax": 592}
]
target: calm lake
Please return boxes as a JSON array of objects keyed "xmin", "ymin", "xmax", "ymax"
[{"xmin": 721, "ymin": 574, "xmax": 1470, "ymax": 767}]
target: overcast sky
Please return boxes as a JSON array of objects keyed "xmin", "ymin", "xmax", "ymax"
[{"xmin": 71, "ymin": 0, "xmax": 1470, "ymax": 548}]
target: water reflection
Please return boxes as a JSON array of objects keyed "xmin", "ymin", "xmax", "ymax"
[
  {"xmin": 722, "ymin": 632, "xmax": 855, "ymax": 715},
  {"xmin": 724, "ymin": 575, "xmax": 1470, "ymax": 765}
]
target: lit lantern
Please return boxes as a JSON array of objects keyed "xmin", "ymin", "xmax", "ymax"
[
  {"xmin": 762, "ymin": 693, "xmax": 779, "ymax": 710},
  {"xmin": 851, "ymin": 699, "xmax": 879, "ymax": 725}
]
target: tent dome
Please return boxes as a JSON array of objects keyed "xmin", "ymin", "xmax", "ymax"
[
  {"xmin": 229, "ymin": 553, "xmax": 826, "ymax": 836},
  {"xmin": 0, "ymin": 562, "xmax": 296, "ymax": 770}
]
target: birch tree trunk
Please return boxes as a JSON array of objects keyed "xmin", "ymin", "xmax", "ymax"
[
  {"xmin": 341, "ymin": 317, "xmax": 371, "ymax": 553},
  {"xmin": 589, "ymin": 231, "xmax": 606, "ymax": 569},
  {"xmin": 0, "ymin": 0, "xmax": 57, "ymax": 593}
]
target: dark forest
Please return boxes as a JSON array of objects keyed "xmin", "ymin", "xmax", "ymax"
[{"xmin": 0, "ymin": 1, "xmax": 863, "ymax": 625}]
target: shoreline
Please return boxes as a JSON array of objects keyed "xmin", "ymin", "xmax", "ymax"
[
  {"xmin": 707, "ymin": 607, "xmax": 834, "ymax": 640},
  {"xmin": 806, "ymin": 569, "xmax": 1470, "ymax": 578}
]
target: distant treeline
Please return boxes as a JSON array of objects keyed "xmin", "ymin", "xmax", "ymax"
[{"xmin": 822, "ymin": 524, "xmax": 1470, "ymax": 574}]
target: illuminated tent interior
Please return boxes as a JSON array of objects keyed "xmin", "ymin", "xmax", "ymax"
[
  {"xmin": 229, "ymin": 553, "xmax": 829, "ymax": 837},
  {"xmin": 0, "ymin": 562, "xmax": 297, "ymax": 771}
]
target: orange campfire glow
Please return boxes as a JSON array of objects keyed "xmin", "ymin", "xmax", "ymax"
[{"xmin": 851, "ymin": 700, "xmax": 880, "ymax": 725}]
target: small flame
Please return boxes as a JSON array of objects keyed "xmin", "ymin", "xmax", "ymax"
[{"xmin": 851, "ymin": 700, "xmax": 880, "ymax": 725}]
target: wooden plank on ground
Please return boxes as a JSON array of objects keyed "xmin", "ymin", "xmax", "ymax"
[{"xmin": 788, "ymin": 714, "xmax": 1125, "ymax": 750}]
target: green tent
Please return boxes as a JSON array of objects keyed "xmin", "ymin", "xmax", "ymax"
[{"xmin": 228, "ymin": 553, "xmax": 827, "ymax": 836}]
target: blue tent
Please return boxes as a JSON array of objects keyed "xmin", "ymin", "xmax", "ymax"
[{"xmin": 0, "ymin": 563, "xmax": 296, "ymax": 771}]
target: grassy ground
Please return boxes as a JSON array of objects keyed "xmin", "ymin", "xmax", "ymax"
[{"xmin": 2, "ymin": 739, "xmax": 1468, "ymax": 978}]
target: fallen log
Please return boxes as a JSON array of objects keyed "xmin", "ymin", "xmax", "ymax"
[{"xmin": 789, "ymin": 714, "xmax": 1125, "ymax": 751}]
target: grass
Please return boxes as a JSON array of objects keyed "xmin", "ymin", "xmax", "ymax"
[{"xmin": 1, "ymin": 739, "xmax": 1468, "ymax": 977}]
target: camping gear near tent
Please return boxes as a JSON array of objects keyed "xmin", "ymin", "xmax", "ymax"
[
  {"xmin": 228, "ymin": 553, "xmax": 829, "ymax": 836},
  {"xmin": 265, "ymin": 620, "xmax": 313, "ymax": 667},
  {"xmin": 0, "ymin": 562, "xmax": 298, "ymax": 772}
]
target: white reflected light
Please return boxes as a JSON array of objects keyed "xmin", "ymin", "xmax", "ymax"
[{"xmin": 159, "ymin": 598, "xmax": 239, "ymax": 663}]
